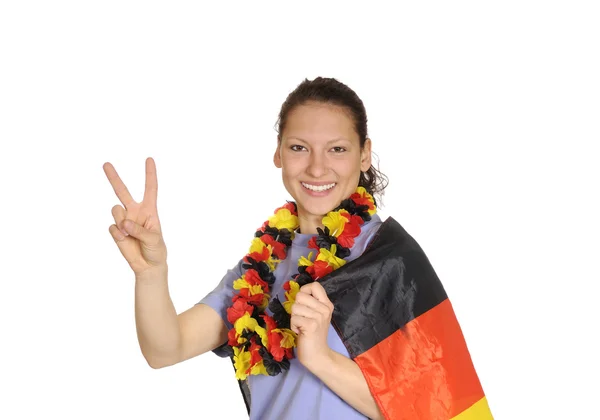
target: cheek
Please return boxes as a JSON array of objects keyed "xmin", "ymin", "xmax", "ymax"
[
  {"xmin": 335, "ymin": 158, "xmax": 362, "ymax": 179},
  {"xmin": 281, "ymin": 155, "xmax": 304, "ymax": 175},
  {"xmin": 280, "ymin": 164, "xmax": 300, "ymax": 187}
]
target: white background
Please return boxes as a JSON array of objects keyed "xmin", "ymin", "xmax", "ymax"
[{"xmin": 1, "ymin": 1, "xmax": 598, "ymax": 419}]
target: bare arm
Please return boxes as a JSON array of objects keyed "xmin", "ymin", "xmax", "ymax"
[
  {"xmin": 304, "ymin": 350, "xmax": 383, "ymax": 420},
  {"xmin": 128, "ymin": 253, "xmax": 228, "ymax": 369},
  {"xmin": 104, "ymin": 158, "xmax": 227, "ymax": 369}
]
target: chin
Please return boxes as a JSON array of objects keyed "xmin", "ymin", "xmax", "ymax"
[{"xmin": 296, "ymin": 194, "xmax": 345, "ymax": 219}]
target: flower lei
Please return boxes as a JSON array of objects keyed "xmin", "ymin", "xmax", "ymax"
[{"xmin": 224, "ymin": 186, "xmax": 377, "ymax": 380}]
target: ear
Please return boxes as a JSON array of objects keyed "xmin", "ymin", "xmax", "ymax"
[
  {"xmin": 360, "ymin": 138, "xmax": 372, "ymax": 172},
  {"xmin": 274, "ymin": 141, "xmax": 282, "ymax": 168}
]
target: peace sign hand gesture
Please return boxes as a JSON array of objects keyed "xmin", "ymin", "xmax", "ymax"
[{"xmin": 103, "ymin": 157, "xmax": 167, "ymax": 275}]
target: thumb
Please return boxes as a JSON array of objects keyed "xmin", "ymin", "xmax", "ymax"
[{"xmin": 122, "ymin": 219, "xmax": 160, "ymax": 246}]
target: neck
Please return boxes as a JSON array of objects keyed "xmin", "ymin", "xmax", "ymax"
[{"xmin": 297, "ymin": 214, "xmax": 324, "ymax": 235}]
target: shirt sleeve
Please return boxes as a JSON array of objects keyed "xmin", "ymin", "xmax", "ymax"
[{"xmin": 196, "ymin": 258, "xmax": 245, "ymax": 357}]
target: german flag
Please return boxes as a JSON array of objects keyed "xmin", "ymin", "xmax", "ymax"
[{"xmin": 322, "ymin": 217, "xmax": 493, "ymax": 419}]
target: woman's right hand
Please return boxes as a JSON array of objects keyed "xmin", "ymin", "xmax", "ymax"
[{"xmin": 103, "ymin": 157, "xmax": 167, "ymax": 275}]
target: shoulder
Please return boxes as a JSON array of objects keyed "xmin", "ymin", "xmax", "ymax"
[
  {"xmin": 347, "ymin": 213, "xmax": 384, "ymax": 261},
  {"xmin": 357, "ymin": 213, "xmax": 384, "ymax": 248}
]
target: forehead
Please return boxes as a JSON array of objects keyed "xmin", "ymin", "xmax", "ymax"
[{"xmin": 282, "ymin": 102, "xmax": 358, "ymax": 143}]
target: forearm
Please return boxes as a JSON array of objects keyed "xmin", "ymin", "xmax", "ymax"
[
  {"xmin": 134, "ymin": 265, "xmax": 181, "ymax": 368},
  {"xmin": 306, "ymin": 349, "xmax": 383, "ymax": 420}
]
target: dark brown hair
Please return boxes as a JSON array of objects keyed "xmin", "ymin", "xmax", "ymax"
[{"xmin": 275, "ymin": 77, "xmax": 389, "ymax": 205}]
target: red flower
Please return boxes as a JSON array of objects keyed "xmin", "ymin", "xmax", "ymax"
[
  {"xmin": 246, "ymin": 245, "xmax": 270, "ymax": 263},
  {"xmin": 261, "ymin": 234, "xmax": 287, "ymax": 260},
  {"xmin": 308, "ymin": 236, "xmax": 319, "ymax": 250},
  {"xmin": 227, "ymin": 299, "xmax": 254, "ymax": 324},
  {"xmin": 234, "ymin": 290, "xmax": 265, "ymax": 306},
  {"xmin": 268, "ymin": 329, "xmax": 285, "ymax": 362},
  {"xmin": 313, "ymin": 260, "xmax": 334, "ymax": 278},
  {"xmin": 337, "ymin": 217, "xmax": 361, "ymax": 248},
  {"xmin": 249, "ymin": 338, "xmax": 263, "ymax": 366},
  {"xmin": 350, "ymin": 214, "xmax": 365, "ymax": 225},
  {"xmin": 261, "ymin": 314, "xmax": 287, "ymax": 362},
  {"xmin": 261, "ymin": 314, "xmax": 277, "ymax": 330},
  {"xmin": 350, "ymin": 193, "xmax": 375, "ymax": 212},
  {"xmin": 245, "ymin": 269, "xmax": 269, "ymax": 291},
  {"xmin": 285, "ymin": 347, "xmax": 294, "ymax": 359},
  {"xmin": 227, "ymin": 328, "xmax": 238, "ymax": 346}
]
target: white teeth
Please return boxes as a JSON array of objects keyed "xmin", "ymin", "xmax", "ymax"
[{"xmin": 302, "ymin": 182, "xmax": 336, "ymax": 192}]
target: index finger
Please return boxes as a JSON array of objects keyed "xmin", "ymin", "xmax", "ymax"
[
  {"xmin": 142, "ymin": 157, "xmax": 158, "ymax": 206},
  {"xmin": 103, "ymin": 162, "xmax": 135, "ymax": 208},
  {"xmin": 300, "ymin": 282, "xmax": 331, "ymax": 305}
]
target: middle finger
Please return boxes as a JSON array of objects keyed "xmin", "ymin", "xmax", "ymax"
[
  {"xmin": 291, "ymin": 303, "xmax": 322, "ymax": 320},
  {"xmin": 111, "ymin": 205, "xmax": 128, "ymax": 235}
]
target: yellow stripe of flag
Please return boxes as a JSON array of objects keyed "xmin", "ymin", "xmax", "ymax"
[{"xmin": 451, "ymin": 397, "xmax": 493, "ymax": 420}]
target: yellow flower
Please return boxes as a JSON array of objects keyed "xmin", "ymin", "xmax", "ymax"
[
  {"xmin": 255, "ymin": 325, "xmax": 268, "ymax": 347},
  {"xmin": 234, "ymin": 313, "xmax": 268, "ymax": 347},
  {"xmin": 298, "ymin": 252, "xmax": 314, "ymax": 267},
  {"xmin": 250, "ymin": 360, "xmax": 268, "ymax": 376},
  {"xmin": 273, "ymin": 328, "xmax": 297, "ymax": 349},
  {"xmin": 355, "ymin": 187, "xmax": 376, "ymax": 215},
  {"xmin": 234, "ymin": 312, "xmax": 259, "ymax": 336},
  {"xmin": 233, "ymin": 347, "xmax": 251, "ymax": 380},
  {"xmin": 249, "ymin": 237, "xmax": 269, "ymax": 255},
  {"xmin": 248, "ymin": 284, "xmax": 265, "ymax": 296},
  {"xmin": 265, "ymin": 257, "xmax": 277, "ymax": 271},
  {"xmin": 233, "ymin": 277, "xmax": 266, "ymax": 294},
  {"xmin": 232, "ymin": 277, "xmax": 250, "ymax": 290},
  {"xmin": 268, "ymin": 208, "xmax": 299, "ymax": 231},
  {"xmin": 355, "ymin": 186, "xmax": 371, "ymax": 197},
  {"xmin": 283, "ymin": 281, "xmax": 300, "ymax": 314},
  {"xmin": 323, "ymin": 211, "xmax": 347, "ymax": 237},
  {"xmin": 317, "ymin": 245, "xmax": 346, "ymax": 270}
]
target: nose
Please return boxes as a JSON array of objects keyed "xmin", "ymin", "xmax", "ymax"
[{"xmin": 306, "ymin": 151, "xmax": 328, "ymax": 178}]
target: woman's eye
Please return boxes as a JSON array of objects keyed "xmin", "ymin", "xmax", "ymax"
[
  {"xmin": 290, "ymin": 145, "xmax": 306, "ymax": 152},
  {"xmin": 331, "ymin": 146, "xmax": 346, "ymax": 153}
]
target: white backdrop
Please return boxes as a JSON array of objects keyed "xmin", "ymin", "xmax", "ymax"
[{"xmin": 1, "ymin": 1, "xmax": 598, "ymax": 419}]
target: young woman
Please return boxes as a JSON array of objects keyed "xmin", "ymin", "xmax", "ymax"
[{"xmin": 104, "ymin": 78, "xmax": 491, "ymax": 420}]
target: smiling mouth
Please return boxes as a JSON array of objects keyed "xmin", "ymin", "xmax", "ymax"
[{"xmin": 301, "ymin": 182, "xmax": 336, "ymax": 192}]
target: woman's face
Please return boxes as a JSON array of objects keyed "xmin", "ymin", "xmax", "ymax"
[{"xmin": 274, "ymin": 102, "xmax": 371, "ymax": 232}]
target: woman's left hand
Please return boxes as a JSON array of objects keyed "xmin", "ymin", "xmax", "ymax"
[{"xmin": 290, "ymin": 282, "xmax": 335, "ymax": 370}]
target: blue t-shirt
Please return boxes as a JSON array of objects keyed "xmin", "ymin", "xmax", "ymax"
[{"xmin": 199, "ymin": 214, "xmax": 383, "ymax": 420}]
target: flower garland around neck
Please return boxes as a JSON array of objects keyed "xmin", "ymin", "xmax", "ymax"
[{"xmin": 224, "ymin": 186, "xmax": 377, "ymax": 380}]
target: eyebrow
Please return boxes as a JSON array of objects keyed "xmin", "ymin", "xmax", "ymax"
[{"xmin": 285, "ymin": 136, "xmax": 351, "ymax": 145}]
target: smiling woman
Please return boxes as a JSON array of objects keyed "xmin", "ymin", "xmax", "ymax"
[
  {"xmin": 104, "ymin": 77, "xmax": 492, "ymax": 420},
  {"xmin": 274, "ymin": 93, "xmax": 374, "ymax": 233}
]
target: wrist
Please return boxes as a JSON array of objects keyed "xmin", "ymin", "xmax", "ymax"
[
  {"xmin": 135, "ymin": 264, "xmax": 169, "ymax": 284},
  {"xmin": 302, "ymin": 348, "xmax": 334, "ymax": 375}
]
